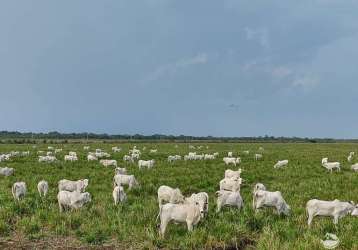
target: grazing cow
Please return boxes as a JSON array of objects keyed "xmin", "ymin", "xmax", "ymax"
[
  {"xmin": 123, "ymin": 155, "xmax": 134, "ymax": 163},
  {"xmin": 168, "ymin": 155, "xmax": 182, "ymax": 163},
  {"xmin": 157, "ymin": 185, "xmax": 185, "ymax": 208},
  {"xmin": 113, "ymin": 174, "xmax": 139, "ymax": 190},
  {"xmin": 64, "ymin": 155, "xmax": 78, "ymax": 162},
  {"xmin": 38, "ymin": 155, "xmax": 57, "ymax": 163},
  {"xmin": 54, "ymin": 148, "xmax": 62, "ymax": 154},
  {"xmin": 351, "ymin": 163, "xmax": 358, "ymax": 172},
  {"xmin": 306, "ymin": 199, "xmax": 358, "ymax": 225},
  {"xmin": 321, "ymin": 158, "xmax": 340, "ymax": 172},
  {"xmin": 114, "ymin": 167, "xmax": 127, "ymax": 175},
  {"xmin": 224, "ymin": 169, "xmax": 242, "ymax": 179},
  {"xmin": 348, "ymin": 152, "xmax": 355, "ymax": 162},
  {"xmin": 87, "ymin": 154, "xmax": 98, "ymax": 161},
  {"xmin": 255, "ymin": 154, "xmax": 263, "ymax": 160},
  {"xmin": 274, "ymin": 160, "xmax": 289, "ymax": 169},
  {"xmin": 12, "ymin": 182, "xmax": 27, "ymax": 201},
  {"xmin": 83, "ymin": 146, "xmax": 90, "ymax": 150},
  {"xmin": 57, "ymin": 191, "xmax": 91, "ymax": 212},
  {"xmin": 37, "ymin": 180, "xmax": 49, "ymax": 197},
  {"xmin": 220, "ymin": 177, "xmax": 242, "ymax": 192},
  {"xmin": 58, "ymin": 179, "xmax": 89, "ymax": 192},
  {"xmin": 243, "ymin": 150, "xmax": 250, "ymax": 155},
  {"xmin": 216, "ymin": 190, "xmax": 243, "ymax": 212},
  {"xmin": 113, "ymin": 186, "xmax": 127, "ymax": 205},
  {"xmin": 68, "ymin": 151, "xmax": 77, "ymax": 157},
  {"xmin": 0, "ymin": 167, "xmax": 14, "ymax": 176},
  {"xmin": 223, "ymin": 157, "xmax": 241, "ymax": 166},
  {"xmin": 158, "ymin": 201, "xmax": 202, "ymax": 236},
  {"xmin": 138, "ymin": 159, "xmax": 155, "ymax": 169},
  {"xmin": 100, "ymin": 159, "xmax": 117, "ymax": 167},
  {"xmin": 112, "ymin": 146, "xmax": 121, "ymax": 153},
  {"xmin": 204, "ymin": 154, "xmax": 215, "ymax": 160},
  {"xmin": 253, "ymin": 184, "xmax": 290, "ymax": 215},
  {"xmin": 213, "ymin": 152, "xmax": 219, "ymax": 157},
  {"xmin": 186, "ymin": 192, "xmax": 209, "ymax": 218}
]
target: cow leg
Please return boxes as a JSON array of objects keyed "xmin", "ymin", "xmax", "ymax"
[
  {"xmin": 216, "ymin": 201, "xmax": 222, "ymax": 212},
  {"xmin": 159, "ymin": 218, "xmax": 169, "ymax": 237},
  {"xmin": 333, "ymin": 215, "xmax": 339, "ymax": 224},
  {"xmin": 186, "ymin": 220, "xmax": 193, "ymax": 231}
]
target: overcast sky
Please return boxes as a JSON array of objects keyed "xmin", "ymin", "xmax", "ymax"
[{"xmin": 1, "ymin": 1, "xmax": 358, "ymax": 138}]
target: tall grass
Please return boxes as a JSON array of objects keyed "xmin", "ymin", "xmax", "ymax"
[{"xmin": 0, "ymin": 143, "xmax": 357, "ymax": 249}]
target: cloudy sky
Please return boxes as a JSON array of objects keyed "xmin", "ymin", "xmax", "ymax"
[{"xmin": 1, "ymin": 1, "xmax": 358, "ymax": 138}]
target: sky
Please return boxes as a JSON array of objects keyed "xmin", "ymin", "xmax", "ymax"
[{"xmin": 1, "ymin": 1, "xmax": 358, "ymax": 138}]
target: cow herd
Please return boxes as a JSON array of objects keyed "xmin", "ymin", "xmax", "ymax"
[{"xmin": 0, "ymin": 144, "xmax": 358, "ymax": 238}]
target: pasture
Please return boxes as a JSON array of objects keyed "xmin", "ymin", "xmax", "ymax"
[{"xmin": 0, "ymin": 142, "xmax": 357, "ymax": 249}]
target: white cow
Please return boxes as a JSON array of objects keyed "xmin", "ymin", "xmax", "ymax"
[
  {"xmin": 255, "ymin": 154, "xmax": 263, "ymax": 160},
  {"xmin": 100, "ymin": 159, "xmax": 117, "ymax": 167},
  {"xmin": 351, "ymin": 163, "xmax": 358, "ymax": 172},
  {"xmin": 185, "ymin": 192, "xmax": 209, "ymax": 217},
  {"xmin": 37, "ymin": 180, "xmax": 49, "ymax": 197},
  {"xmin": 68, "ymin": 151, "xmax": 77, "ymax": 157},
  {"xmin": 158, "ymin": 201, "xmax": 202, "ymax": 236},
  {"xmin": 57, "ymin": 190, "xmax": 91, "ymax": 212},
  {"xmin": 274, "ymin": 160, "xmax": 289, "ymax": 169},
  {"xmin": 216, "ymin": 190, "xmax": 243, "ymax": 212},
  {"xmin": 243, "ymin": 150, "xmax": 250, "ymax": 155},
  {"xmin": 12, "ymin": 182, "xmax": 27, "ymax": 201},
  {"xmin": 123, "ymin": 155, "xmax": 134, "ymax": 163},
  {"xmin": 48, "ymin": 146, "xmax": 54, "ymax": 150},
  {"xmin": 138, "ymin": 159, "xmax": 155, "ymax": 169},
  {"xmin": 348, "ymin": 152, "xmax": 355, "ymax": 162},
  {"xmin": 168, "ymin": 155, "xmax": 182, "ymax": 163},
  {"xmin": 220, "ymin": 177, "xmax": 242, "ymax": 192},
  {"xmin": 306, "ymin": 199, "xmax": 358, "ymax": 225},
  {"xmin": 114, "ymin": 167, "xmax": 127, "ymax": 175},
  {"xmin": 150, "ymin": 149, "xmax": 158, "ymax": 153},
  {"xmin": 87, "ymin": 154, "xmax": 98, "ymax": 161},
  {"xmin": 83, "ymin": 146, "xmax": 90, "ymax": 150},
  {"xmin": 223, "ymin": 157, "xmax": 241, "ymax": 166},
  {"xmin": 0, "ymin": 167, "xmax": 14, "ymax": 176},
  {"xmin": 113, "ymin": 174, "xmax": 139, "ymax": 190},
  {"xmin": 54, "ymin": 148, "xmax": 62, "ymax": 154},
  {"xmin": 253, "ymin": 184, "xmax": 290, "ymax": 215},
  {"xmin": 58, "ymin": 179, "xmax": 89, "ymax": 192},
  {"xmin": 224, "ymin": 169, "xmax": 242, "ymax": 179},
  {"xmin": 204, "ymin": 154, "xmax": 215, "ymax": 160},
  {"xmin": 112, "ymin": 146, "xmax": 122, "ymax": 153},
  {"xmin": 157, "ymin": 185, "xmax": 185, "ymax": 208},
  {"xmin": 38, "ymin": 155, "xmax": 57, "ymax": 163},
  {"xmin": 113, "ymin": 186, "xmax": 127, "ymax": 205},
  {"xmin": 321, "ymin": 158, "xmax": 340, "ymax": 172},
  {"xmin": 64, "ymin": 155, "xmax": 78, "ymax": 162}
]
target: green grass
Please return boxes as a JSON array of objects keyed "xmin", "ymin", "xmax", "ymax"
[{"xmin": 0, "ymin": 143, "xmax": 357, "ymax": 249}]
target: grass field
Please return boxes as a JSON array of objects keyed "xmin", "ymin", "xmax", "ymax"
[{"xmin": 0, "ymin": 143, "xmax": 357, "ymax": 249}]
